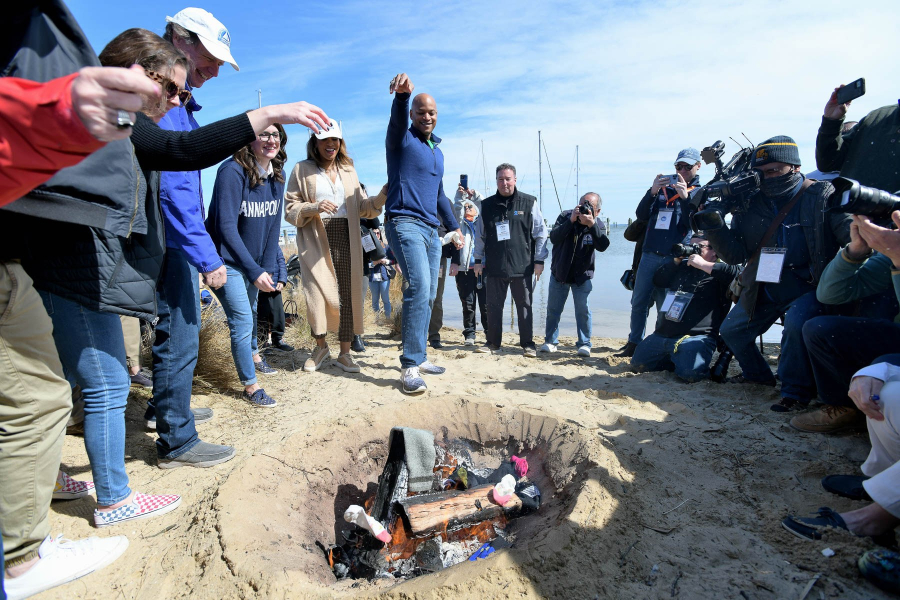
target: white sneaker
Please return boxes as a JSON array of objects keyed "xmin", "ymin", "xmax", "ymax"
[
  {"xmin": 577, "ymin": 346, "xmax": 591, "ymax": 357},
  {"xmin": 401, "ymin": 367, "xmax": 427, "ymax": 395},
  {"xmin": 539, "ymin": 343, "xmax": 557, "ymax": 353},
  {"xmin": 4, "ymin": 534, "xmax": 129, "ymax": 600}
]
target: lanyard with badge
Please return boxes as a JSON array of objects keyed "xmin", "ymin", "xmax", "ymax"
[{"xmin": 654, "ymin": 186, "xmax": 694, "ymax": 230}]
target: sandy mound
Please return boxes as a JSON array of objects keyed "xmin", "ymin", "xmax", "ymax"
[{"xmin": 47, "ymin": 328, "xmax": 890, "ymax": 599}]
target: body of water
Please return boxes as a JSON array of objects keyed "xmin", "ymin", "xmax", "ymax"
[{"xmin": 438, "ymin": 225, "xmax": 782, "ymax": 344}]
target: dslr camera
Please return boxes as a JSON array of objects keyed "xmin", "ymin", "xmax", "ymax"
[
  {"xmin": 672, "ymin": 242, "xmax": 702, "ymax": 258},
  {"xmin": 578, "ymin": 202, "xmax": 594, "ymax": 216},
  {"xmin": 828, "ymin": 177, "xmax": 900, "ymax": 222},
  {"xmin": 690, "ymin": 141, "xmax": 761, "ymax": 231}
]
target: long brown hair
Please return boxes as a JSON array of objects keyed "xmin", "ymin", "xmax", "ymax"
[
  {"xmin": 306, "ymin": 135, "xmax": 353, "ymax": 169},
  {"xmin": 99, "ymin": 28, "xmax": 188, "ymax": 73},
  {"xmin": 233, "ymin": 118, "xmax": 288, "ymax": 188}
]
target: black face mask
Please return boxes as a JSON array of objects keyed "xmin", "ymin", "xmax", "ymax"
[{"xmin": 760, "ymin": 170, "xmax": 802, "ymax": 198}]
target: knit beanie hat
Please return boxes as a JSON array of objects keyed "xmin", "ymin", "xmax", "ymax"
[{"xmin": 752, "ymin": 135, "xmax": 801, "ymax": 167}]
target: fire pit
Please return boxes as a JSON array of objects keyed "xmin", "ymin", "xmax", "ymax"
[{"xmin": 214, "ymin": 397, "xmax": 592, "ymax": 595}]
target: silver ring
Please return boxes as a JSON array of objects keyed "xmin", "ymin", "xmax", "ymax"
[{"xmin": 116, "ymin": 110, "xmax": 133, "ymax": 129}]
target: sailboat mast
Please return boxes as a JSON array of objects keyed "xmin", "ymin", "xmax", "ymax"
[
  {"xmin": 576, "ymin": 145, "xmax": 579, "ymax": 202},
  {"xmin": 538, "ymin": 130, "xmax": 542, "ymax": 213}
]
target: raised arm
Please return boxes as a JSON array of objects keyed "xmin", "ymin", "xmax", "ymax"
[{"xmin": 386, "ymin": 73, "xmax": 414, "ymax": 150}]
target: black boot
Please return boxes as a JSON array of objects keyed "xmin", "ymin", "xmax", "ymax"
[
  {"xmin": 351, "ymin": 335, "xmax": 366, "ymax": 352},
  {"xmin": 615, "ymin": 341, "xmax": 637, "ymax": 358}
]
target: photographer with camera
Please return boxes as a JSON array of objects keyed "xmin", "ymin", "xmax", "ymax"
[
  {"xmin": 706, "ymin": 136, "xmax": 851, "ymax": 412},
  {"xmin": 630, "ymin": 234, "xmax": 739, "ymax": 382},
  {"xmin": 618, "ymin": 148, "xmax": 702, "ymax": 358},
  {"xmin": 540, "ymin": 192, "xmax": 610, "ymax": 357}
]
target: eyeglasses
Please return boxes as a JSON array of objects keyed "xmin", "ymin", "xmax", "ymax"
[
  {"xmin": 258, "ymin": 132, "xmax": 281, "ymax": 142},
  {"xmin": 675, "ymin": 163, "xmax": 695, "ymax": 171},
  {"xmin": 145, "ymin": 71, "xmax": 192, "ymax": 105}
]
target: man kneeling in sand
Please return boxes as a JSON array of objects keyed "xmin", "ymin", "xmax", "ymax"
[{"xmin": 630, "ymin": 234, "xmax": 739, "ymax": 382}]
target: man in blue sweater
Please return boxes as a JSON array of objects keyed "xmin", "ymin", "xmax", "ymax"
[
  {"xmin": 148, "ymin": 8, "xmax": 240, "ymax": 468},
  {"xmin": 385, "ymin": 73, "xmax": 462, "ymax": 394}
]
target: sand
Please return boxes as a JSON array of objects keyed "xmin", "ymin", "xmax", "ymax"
[{"xmin": 46, "ymin": 325, "xmax": 892, "ymax": 599}]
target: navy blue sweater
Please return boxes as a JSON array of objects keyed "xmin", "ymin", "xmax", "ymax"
[
  {"xmin": 206, "ymin": 159, "xmax": 285, "ymax": 284},
  {"xmin": 385, "ymin": 93, "xmax": 459, "ymax": 230}
]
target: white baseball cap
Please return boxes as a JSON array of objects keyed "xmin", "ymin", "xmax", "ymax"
[
  {"xmin": 166, "ymin": 8, "xmax": 239, "ymax": 71},
  {"xmin": 313, "ymin": 119, "xmax": 342, "ymax": 140}
]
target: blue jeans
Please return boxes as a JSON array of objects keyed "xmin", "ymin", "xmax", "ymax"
[
  {"xmin": 804, "ymin": 316, "xmax": 900, "ymax": 407},
  {"xmin": 211, "ymin": 265, "xmax": 259, "ymax": 386},
  {"xmin": 628, "ymin": 252, "xmax": 669, "ymax": 344},
  {"xmin": 385, "ymin": 217, "xmax": 441, "ymax": 368},
  {"xmin": 721, "ymin": 289, "xmax": 841, "ymax": 400},
  {"xmin": 38, "ymin": 292, "xmax": 131, "ymax": 506},
  {"xmin": 369, "ymin": 278, "xmax": 391, "ymax": 318},
  {"xmin": 544, "ymin": 276, "xmax": 592, "ymax": 348},
  {"xmin": 149, "ymin": 248, "xmax": 200, "ymax": 459},
  {"xmin": 632, "ymin": 333, "xmax": 717, "ymax": 382}
]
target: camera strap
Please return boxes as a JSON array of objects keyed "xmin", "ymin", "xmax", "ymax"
[{"xmin": 743, "ymin": 179, "xmax": 813, "ymax": 277}]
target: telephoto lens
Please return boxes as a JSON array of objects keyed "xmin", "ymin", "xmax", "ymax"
[
  {"xmin": 830, "ymin": 177, "xmax": 900, "ymax": 220},
  {"xmin": 671, "ymin": 243, "xmax": 701, "ymax": 258}
]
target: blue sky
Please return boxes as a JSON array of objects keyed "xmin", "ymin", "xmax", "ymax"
[{"xmin": 71, "ymin": 0, "xmax": 900, "ymax": 225}]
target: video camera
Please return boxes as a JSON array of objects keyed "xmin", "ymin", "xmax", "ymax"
[
  {"xmin": 690, "ymin": 141, "xmax": 761, "ymax": 231},
  {"xmin": 828, "ymin": 177, "xmax": 900, "ymax": 221},
  {"xmin": 671, "ymin": 242, "xmax": 702, "ymax": 258}
]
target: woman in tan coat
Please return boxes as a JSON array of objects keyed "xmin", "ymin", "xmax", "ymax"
[{"xmin": 284, "ymin": 120, "xmax": 385, "ymax": 373}]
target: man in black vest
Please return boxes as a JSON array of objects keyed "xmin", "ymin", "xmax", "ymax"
[{"xmin": 472, "ymin": 163, "xmax": 548, "ymax": 356}]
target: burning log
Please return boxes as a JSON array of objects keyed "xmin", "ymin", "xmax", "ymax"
[{"xmin": 396, "ymin": 484, "xmax": 523, "ymax": 537}]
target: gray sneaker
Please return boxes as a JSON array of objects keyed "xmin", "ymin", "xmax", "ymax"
[
  {"xmin": 144, "ymin": 407, "xmax": 214, "ymax": 431},
  {"xmin": 157, "ymin": 441, "xmax": 236, "ymax": 469}
]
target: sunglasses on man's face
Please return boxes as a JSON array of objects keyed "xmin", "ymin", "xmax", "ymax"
[
  {"xmin": 145, "ymin": 71, "xmax": 192, "ymax": 105},
  {"xmin": 675, "ymin": 163, "xmax": 695, "ymax": 171}
]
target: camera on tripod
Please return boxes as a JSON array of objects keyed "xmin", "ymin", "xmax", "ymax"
[
  {"xmin": 690, "ymin": 141, "xmax": 761, "ymax": 231},
  {"xmin": 672, "ymin": 242, "xmax": 702, "ymax": 258},
  {"xmin": 828, "ymin": 177, "xmax": 900, "ymax": 221}
]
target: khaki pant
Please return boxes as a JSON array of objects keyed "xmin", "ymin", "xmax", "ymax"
[
  {"xmin": 0, "ymin": 262, "xmax": 71, "ymax": 562},
  {"xmin": 119, "ymin": 315, "xmax": 141, "ymax": 369},
  {"xmin": 862, "ymin": 380, "xmax": 900, "ymax": 518}
]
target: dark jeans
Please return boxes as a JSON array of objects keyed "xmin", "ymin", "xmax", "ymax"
[
  {"xmin": 632, "ymin": 333, "xmax": 717, "ymax": 382},
  {"xmin": 486, "ymin": 273, "xmax": 534, "ymax": 349},
  {"xmin": 257, "ymin": 289, "xmax": 286, "ymax": 344},
  {"xmin": 721, "ymin": 290, "xmax": 846, "ymax": 401},
  {"xmin": 804, "ymin": 316, "xmax": 900, "ymax": 407},
  {"xmin": 148, "ymin": 248, "xmax": 200, "ymax": 459},
  {"xmin": 428, "ymin": 258, "xmax": 447, "ymax": 342},
  {"xmin": 455, "ymin": 269, "xmax": 487, "ymax": 339}
]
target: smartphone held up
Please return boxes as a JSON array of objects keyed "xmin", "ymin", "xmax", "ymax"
[{"xmin": 836, "ymin": 77, "xmax": 866, "ymax": 105}]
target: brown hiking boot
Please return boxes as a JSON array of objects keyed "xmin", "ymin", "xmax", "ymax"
[{"xmin": 789, "ymin": 405, "xmax": 863, "ymax": 434}]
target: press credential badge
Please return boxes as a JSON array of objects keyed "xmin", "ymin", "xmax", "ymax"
[
  {"xmin": 361, "ymin": 234, "xmax": 376, "ymax": 253},
  {"xmin": 757, "ymin": 247, "xmax": 786, "ymax": 283},
  {"xmin": 496, "ymin": 221, "xmax": 511, "ymax": 241},
  {"xmin": 655, "ymin": 209, "xmax": 673, "ymax": 230}
]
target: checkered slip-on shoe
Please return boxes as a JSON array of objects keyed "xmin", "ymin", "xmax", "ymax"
[
  {"xmin": 93, "ymin": 492, "xmax": 181, "ymax": 528},
  {"xmin": 53, "ymin": 471, "xmax": 95, "ymax": 501}
]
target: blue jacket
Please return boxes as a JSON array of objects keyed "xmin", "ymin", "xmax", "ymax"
[
  {"xmin": 385, "ymin": 93, "xmax": 459, "ymax": 231},
  {"xmin": 158, "ymin": 89, "xmax": 225, "ymax": 273},
  {"xmin": 206, "ymin": 159, "xmax": 286, "ymax": 284}
]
